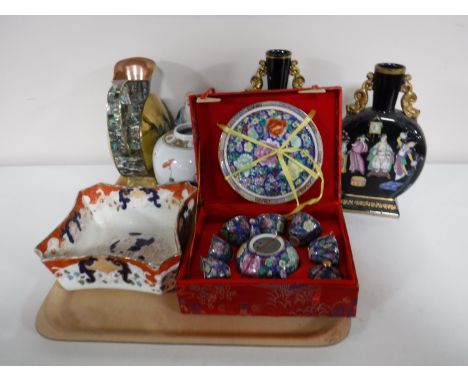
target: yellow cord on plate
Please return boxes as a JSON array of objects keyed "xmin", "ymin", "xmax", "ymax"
[{"xmin": 218, "ymin": 109, "xmax": 324, "ymax": 217}]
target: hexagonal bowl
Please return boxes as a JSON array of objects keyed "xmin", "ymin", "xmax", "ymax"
[{"xmin": 35, "ymin": 182, "xmax": 197, "ymax": 294}]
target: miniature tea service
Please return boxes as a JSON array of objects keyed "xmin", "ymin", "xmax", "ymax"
[{"xmin": 201, "ymin": 211, "xmax": 342, "ymax": 280}]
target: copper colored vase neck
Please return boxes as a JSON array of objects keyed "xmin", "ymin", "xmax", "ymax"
[{"xmin": 113, "ymin": 57, "xmax": 156, "ymax": 81}]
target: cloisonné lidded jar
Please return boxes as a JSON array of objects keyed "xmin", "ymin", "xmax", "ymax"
[{"xmin": 341, "ymin": 63, "xmax": 426, "ymax": 217}]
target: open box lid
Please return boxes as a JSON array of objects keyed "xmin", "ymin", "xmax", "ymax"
[{"xmin": 189, "ymin": 86, "xmax": 342, "ymax": 210}]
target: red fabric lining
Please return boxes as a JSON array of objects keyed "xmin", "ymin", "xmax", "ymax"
[
  {"xmin": 190, "ymin": 87, "xmax": 342, "ymax": 206},
  {"xmin": 185, "ymin": 201, "xmax": 355, "ymax": 284}
]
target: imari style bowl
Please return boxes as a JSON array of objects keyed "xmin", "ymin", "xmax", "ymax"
[{"xmin": 34, "ymin": 182, "xmax": 196, "ymax": 294}]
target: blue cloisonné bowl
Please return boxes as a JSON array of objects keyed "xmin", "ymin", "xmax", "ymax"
[{"xmin": 236, "ymin": 233, "xmax": 299, "ymax": 279}]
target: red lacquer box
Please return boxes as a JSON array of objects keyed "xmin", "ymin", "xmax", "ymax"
[{"xmin": 176, "ymin": 87, "xmax": 359, "ymax": 316}]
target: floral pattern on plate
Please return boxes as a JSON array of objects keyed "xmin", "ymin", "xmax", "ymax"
[{"xmin": 219, "ymin": 101, "xmax": 323, "ymax": 204}]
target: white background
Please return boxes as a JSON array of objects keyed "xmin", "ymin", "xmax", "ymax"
[
  {"xmin": 0, "ymin": 16, "xmax": 467, "ymax": 165},
  {"xmin": 1, "ymin": 16, "xmax": 468, "ymax": 366}
]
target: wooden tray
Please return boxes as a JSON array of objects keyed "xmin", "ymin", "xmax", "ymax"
[{"xmin": 36, "ymin": 283, "xmax": 351, "ymax": 346}]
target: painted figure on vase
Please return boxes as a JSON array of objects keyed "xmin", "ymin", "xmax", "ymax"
[
  {"xmin": 394, "ymin": 132, "xmax": 417, "ymax": 181},
  {"xmin": 349, "ymin": 135, "xmax": 368, "ymax": 175},
  {"xmin": 342, "ymin": 63, "xmax": 426, "ymax": 217},
  {"xmin": 367, "ymin": 134, "xmax": 394, "ymax": 178}
]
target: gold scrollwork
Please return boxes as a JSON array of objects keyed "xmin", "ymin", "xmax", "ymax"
[
  {"xmin": 249, "ymin": 58, "xmax": 306, "ymax": 90},
  {"xmin": 290, "ymin": 60, "xmax": 305, "ymax": 88},
  {"xmin": 401, "ymin": 74, "xmax": 420, "ymax": 119},
  {"xmin": 346, "ymin": 72, "xmax": 374, "ymax": 114},
  {"xmin": 250, "ymin": 60, "xmax": 267, "ymax": 90}
]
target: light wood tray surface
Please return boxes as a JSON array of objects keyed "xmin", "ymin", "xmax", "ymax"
[{"xmin": 36, "ymin": 282, "xmax": 350, "ymax": 346}]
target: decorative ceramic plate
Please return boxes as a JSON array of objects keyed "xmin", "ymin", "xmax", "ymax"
[
  {"xmin": 35, "ymin": 182, "xmax": 196, "ymax": 295},
  {"xmin": 219, "ymin": 101, "xmax": 323, "ymax": 204}
]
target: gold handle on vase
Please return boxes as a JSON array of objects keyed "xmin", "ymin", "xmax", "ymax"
[
  {"xmin": 250, "ymin": 60, "xmax": 267, "ymax": 90},
  {"xmin": 249, "ymin": 58, "xmax": 306, "ymax": 90},
  {"xmin": 290, "ymin": 60, "xmax": 305, "ymax": 88},
  {"xmin": 401, "ymin": 74, "xmax": 420, "ymax": 119},
  {"xmin": 346, "ymin": 72, "xmax": 374, "ymax": 114}
]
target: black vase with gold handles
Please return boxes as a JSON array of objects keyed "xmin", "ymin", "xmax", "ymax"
[
  {"xmin": 250, "ymin": 49, "xmax": 305, "ymax": 90},
  {"xmin": 341, "ymin": 63, "xmax": 426, "ymax": 217}
]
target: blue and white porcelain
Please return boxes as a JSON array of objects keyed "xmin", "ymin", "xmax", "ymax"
[
  {"xmin": 218, "ymin": 101, "xmax": 323, "ymax": 204},
  {"xmin": 236, "ymin": 233, "xmax": 299, "ymax": 279}
]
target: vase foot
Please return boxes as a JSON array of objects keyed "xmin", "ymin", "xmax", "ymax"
[{"xmin": 341, "ymin": 193, "xmax": 399, "ymax": 218}]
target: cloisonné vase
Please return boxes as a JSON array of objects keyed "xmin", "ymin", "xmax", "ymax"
[
  {"xmin": 107, "ymin": 57, "xmax": 173, "ymax": 182},
  {"xmin": 341, "ymin": 63, "xmax": 426, "ymax": 217}
]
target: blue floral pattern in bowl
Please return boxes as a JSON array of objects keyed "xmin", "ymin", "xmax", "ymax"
[
  {"xmin": 219, "ymin": 101, "xmax": 323, "ymax": 204},
  {"xmin": 236, "ymin": 233, "xmax": 299, "ymax": 279}
]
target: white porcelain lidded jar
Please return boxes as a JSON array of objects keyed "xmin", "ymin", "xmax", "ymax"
[{"xmin": 153, "ymin": 123, "xmax": 197, "ymax": 184}]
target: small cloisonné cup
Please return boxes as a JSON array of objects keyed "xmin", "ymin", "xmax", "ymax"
[
  {"xmin": 201, "ymin": 257, "xmax": 231, "ymax": 279},
  {"xmin": 308, "ymin": 260, "xmax": 341, "ymax": 280},
  {"xmin": 207, "ymin": 235, "xmax": 232, "ymax": 263},
  {"xmin": 308, "ymin": 233, "xmax": 339, "ymax": 265},
  {"xmin": 220, "ymin": 215, "xmax": 252, "ymax": 246},
  {"xmin": 255, "ymin": 213, "xmax": 287, "ymax": 235},
  {"xmin": 249, "ymin": 218, "xmax": 261, "ymax": 237},
  {"xmin": 288, "ymin": 212, "xmax": 322, "ymax": 247}
]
